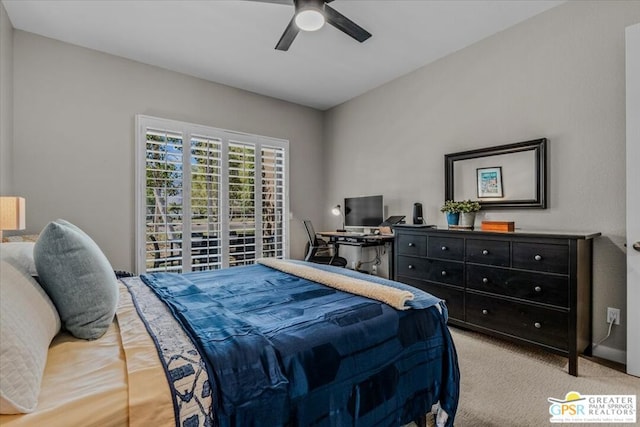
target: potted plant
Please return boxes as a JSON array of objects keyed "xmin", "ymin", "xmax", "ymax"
[
  {"xmin": 440, "ymin": 200, "xmax": 461, "ymax": 228},
  {"xmin": 458, "ymin": 199, "xmax": 481, "ymax": 229}
]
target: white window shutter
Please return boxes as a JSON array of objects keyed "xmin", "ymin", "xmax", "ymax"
[{"xmin": 136, "ymin": 116, "xmax": 289, "ymax": 274}]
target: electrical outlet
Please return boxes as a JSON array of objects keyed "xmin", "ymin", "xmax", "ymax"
[
  {"xmin": 607, "ymin": 307, "xmax": 620, "ymax": 325},
  {"xmin": 371, "ymin": 265, "xmax": 377, "ymax": 275}
]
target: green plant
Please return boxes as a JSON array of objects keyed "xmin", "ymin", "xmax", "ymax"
[
  {"xmin": 440, "ymin": 200, "xmax": 460, "ymax": 213},
  {"xmin": 458, "ymin": 199, "xmax": 481, "ymax": 213}
]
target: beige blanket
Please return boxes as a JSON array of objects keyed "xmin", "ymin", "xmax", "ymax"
[{"xmin": 257, "ymin": 258, "xmax": 414, "ymax": 310}]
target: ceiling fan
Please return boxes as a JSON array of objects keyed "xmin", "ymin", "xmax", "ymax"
[{"xmin": 253, "ymin": 0, "xmax": 372, "ymax": 51}]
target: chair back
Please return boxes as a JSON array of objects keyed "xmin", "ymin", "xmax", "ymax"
[{"xmin": 303, "ymin": 220, "xmax": 318, "ymax": 246}]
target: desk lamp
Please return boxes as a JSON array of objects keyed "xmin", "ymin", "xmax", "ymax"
[
  {"xmin": 331, "ymin": 204, "xmax": 346, "ymax": 232},
  {"xmin": 0, "ymin": 197, "xmax": 26, "ymax": 240}
]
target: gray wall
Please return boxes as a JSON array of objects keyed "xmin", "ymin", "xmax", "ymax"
[
  {"xmin": 0, "ymin": 2, "xmax": 12, "ymax": 194},
  {"xmin": 11, "ymin": 31, "xmax": 325, "ymax": 271},
  {"xmin": 324, "ymin": 1, "xmax": 640, "ymax": 360}
]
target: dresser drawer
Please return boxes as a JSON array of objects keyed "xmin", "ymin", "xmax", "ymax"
[
  {"xmin": 399, "ymin": 277, "xmax": 464, "ymax": 321},
  {"xmin": 396, "ymin": 233, "xmax": 427, "ymax": 257},
  {"xmin": 429, "ymin": 260, "xmax": 464, "ymax": 286},
  {"xmin": 466, "ymin": 239, "xmax": 510, "ymax": 266},
  {"xmin": 467, "ymin": 265, "xmax": 569, "ymax": 307},
  {"xmin": 513, "ymin": 242, "xmax": 569, "ymax": 274},
  {"xmin": 396, "ymin": 256, "xmax": 463, "ymax": 287},
  {"xmin": 427, "ymin": 236, "xmax": 464, "ymax": 260},
  {"xmin": 466, "ymin": 293, "xmax": 568, "ymax": 350},
  {"xmin": 396, "ymin": 256, "xmax": 428, "ymax": 279}
]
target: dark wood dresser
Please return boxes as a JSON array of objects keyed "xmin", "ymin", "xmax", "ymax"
[{"xmin": 392, "ymin": 226, "xmax": 600, "ymax": 376}]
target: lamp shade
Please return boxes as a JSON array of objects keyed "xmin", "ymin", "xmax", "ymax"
[{"xmin": 0, "ymin": 197, "xmax": 26, "ymax": 231}]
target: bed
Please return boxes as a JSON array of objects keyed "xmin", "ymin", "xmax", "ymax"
[{"xmin": 0, "ymin": 222, "xmax": 459, "ymax": 427}]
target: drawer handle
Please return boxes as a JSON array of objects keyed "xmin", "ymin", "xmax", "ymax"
[
  {"xmin": 534, "ymin": 254, "xmax": 542, "ymax": 261},
  {"xmin": 534, "ymin": 322, "xmax": 542, "ymax": 329},
  {"xmin": 534, "ymin": 286, "xmax": 542, "ymax": 292},
  {"xmin": 408, "ymin": 242, "xmax": 415, "ymax": 247},
  {"xmin": 482, "ymin": 249, "xmax": 489, "ymax": 255},
  {"xmin": 408, "ymin": 264, "xmax": 414, "ymax": 270},
  {"xmin": 482, "ymin": 277, "xmax": 489, "ymax": 284},
  {"xmin": 441, "ymin": 270, "xmax": 447, "ymax": 276},
  {"xmin": 482, "ymin": 309, "xmax": 489, "ymax": 315},
  {"xmin": 441, "ymin": 246, "xmax": 448, "ymax": 251}
]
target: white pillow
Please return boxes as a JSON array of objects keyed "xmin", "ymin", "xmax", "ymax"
[
  {"xmin": 0, "ymin": 242, "xmax": 38, "ymax": 276},
  {"xmin": 0, "ymin": 260, "xmax": 61, "ymax": 414}
]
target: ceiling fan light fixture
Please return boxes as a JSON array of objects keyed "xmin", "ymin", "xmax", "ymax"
[
  {"xmin": 273, "ymin": 0, "xmax": 370, "ymax": 51},
  {"xmin": 295, "ymin": 8, "xmax": 325, "ymax": 32}
]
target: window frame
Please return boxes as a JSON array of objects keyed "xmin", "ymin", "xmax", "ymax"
[{"xmin": 135, "ymin": 115, "xmax": 290, "ymax": 274}]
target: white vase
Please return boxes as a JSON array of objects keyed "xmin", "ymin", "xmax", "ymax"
[{"xmin": 459, "ymin": 212, "xmax": 476, "ymax": 229}]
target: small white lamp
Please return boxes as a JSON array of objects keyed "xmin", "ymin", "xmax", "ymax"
[
  {"xmin": 332, "ymin": 204, "xmax": 345, "ymax": 232},
  {"xmin": 0, "ymin": 197, "xmax": 26, "ymax": 240}
]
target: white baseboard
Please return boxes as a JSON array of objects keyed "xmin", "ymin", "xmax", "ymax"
[{"xmin": 592, "ymin": 344, "xmax": 626, "ymax": 364}]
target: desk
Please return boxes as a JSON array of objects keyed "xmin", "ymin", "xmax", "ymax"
[{"xmin": 317, "ymin": 231, "xmax": 395, "ymax": 278}]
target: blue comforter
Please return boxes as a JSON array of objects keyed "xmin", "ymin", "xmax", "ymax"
[{"xmin": 141, "ymin": 263, "xmax": 459, "ymax": 426}]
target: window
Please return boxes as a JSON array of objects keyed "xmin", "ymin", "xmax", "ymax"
[{"xmin": 136, "ymin": 115, "xmax": 289, "ymax": 273}]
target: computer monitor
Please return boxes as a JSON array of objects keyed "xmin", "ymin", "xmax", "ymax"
[{"xmin": 344, "ymin": 195, "xmax": 384, "ymax": 228}]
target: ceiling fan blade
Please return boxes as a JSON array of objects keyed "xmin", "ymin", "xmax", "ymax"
[
  {"xmin": 324, "ymin": 4, "xmax": 371, "ymax": 43},
  {"xmin": 275, "ymin": 17, "xmax": 299, "ymax": 51},
  {"xmin": 246, "ymin": 0, "xmax": 293, "ymax": 5}
]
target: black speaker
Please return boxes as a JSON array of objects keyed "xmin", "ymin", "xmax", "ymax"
[{"xmin": 413, "ymin": 203, "xmax": 424, "ymax": 224}]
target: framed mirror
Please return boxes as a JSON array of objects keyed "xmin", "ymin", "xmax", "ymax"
[{"xmin": 444, "ymin": 138, "xmax": 547, "ymax": 209}]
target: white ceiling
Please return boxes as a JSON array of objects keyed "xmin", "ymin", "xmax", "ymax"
[{"xmin": 3, "ymin": 0, "xmax": 564, "ymax": 110}]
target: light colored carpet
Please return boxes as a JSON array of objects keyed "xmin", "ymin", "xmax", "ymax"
[{"xmin": 448, "ymin": 327, "xmax": 639, "ymax": 426}]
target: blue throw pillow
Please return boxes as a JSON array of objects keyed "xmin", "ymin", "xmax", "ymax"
[{"xmin": 33, "ymin": 219, "xmax": 118, "ymax": 340}]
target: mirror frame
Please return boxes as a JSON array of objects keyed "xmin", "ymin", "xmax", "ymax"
[{"xmin": 444, "ymin": 138, "xmax": 547, "ymax": 209}]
